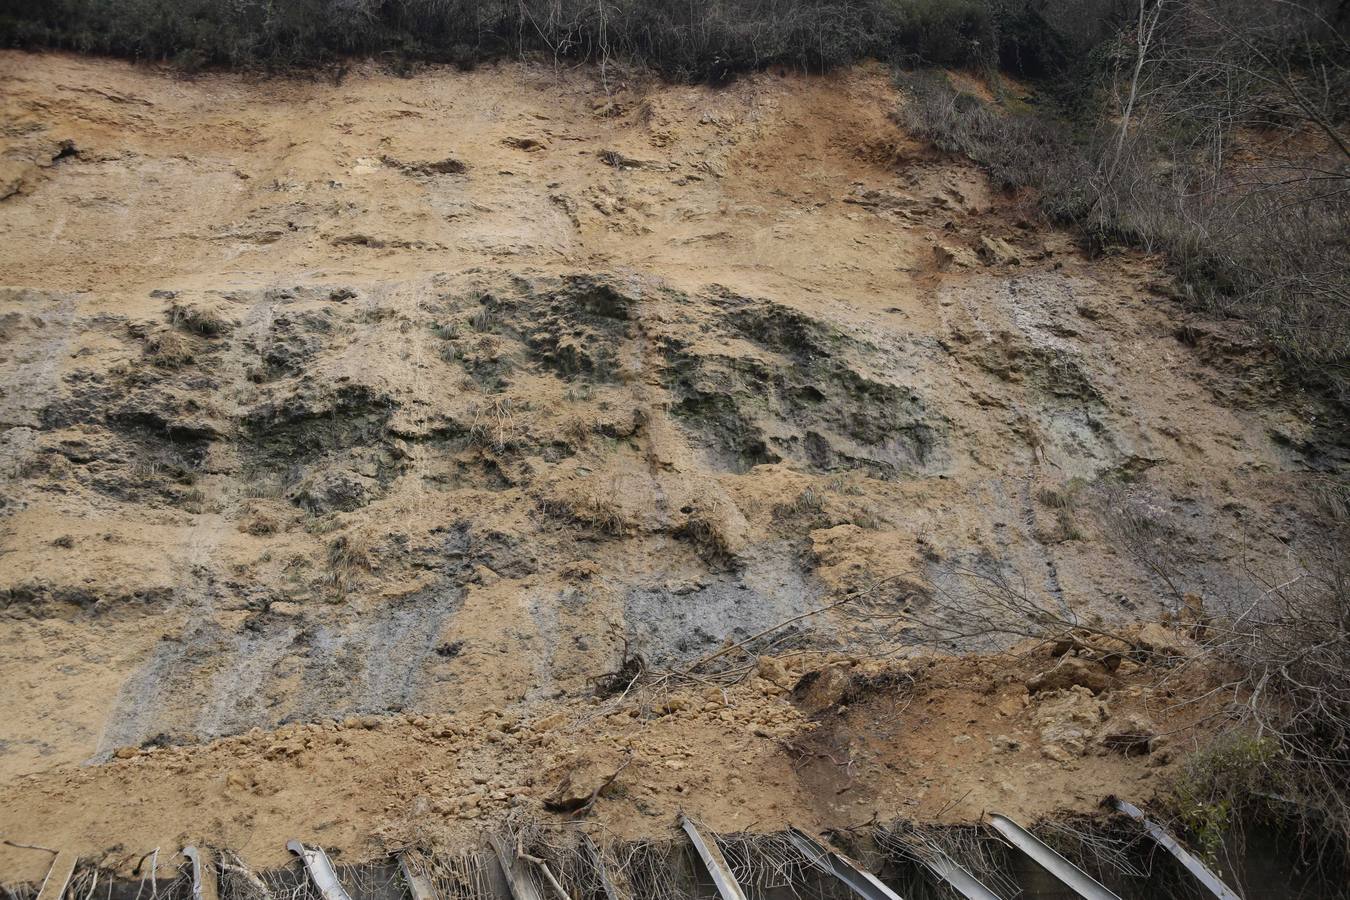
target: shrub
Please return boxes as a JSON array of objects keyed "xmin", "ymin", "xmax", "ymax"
[
  {"xmin": 326, "ymin": 529, "xmax": 374, "ymax": 592},
  {"xmin": 1155, "ymin": 480, "xmax": 1350, "ymax": 867},
  {"xmin": 896, "ymin": 55, "xmax": 1350, "ymax": 412},
  {"xmin": 0, "ymin": 0, "xmax": 1034, "ymax": 77},
  {"xmin": 168, "ymin": 300, "xmax": 233, "ymax": 337},
  {"xmin": 142, "ymin": 326, "xmax": 195, "ymax": 368}
]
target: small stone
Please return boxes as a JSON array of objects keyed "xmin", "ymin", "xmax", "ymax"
[
  {"xmin": 542, "ymin": 748, "xmax": 628, "ymax": 812},
  {"xmin": 1042, "ymin": 744, "xmax": 1074, "ymax": 764},
  {"xmin": 1134, "ymin": 622, "xmax": 1198, "ymax": 660}
]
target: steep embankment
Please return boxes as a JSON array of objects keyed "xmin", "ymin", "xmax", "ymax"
[{"xmin": 0, "ymin": 53, "xmax": 1334, "ymax": 879}]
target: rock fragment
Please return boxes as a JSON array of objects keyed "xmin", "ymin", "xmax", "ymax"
[
  {"xmin": 542, "ymin": 749, "xmax": 629, "ymax": 813},
  {"xmin": 977, "ymin": 235, "xmax": 1020, "ymax": 265},
  {"xmin": 1026, "ymin": 656, "xmax": 1115, "ymax": 695}
]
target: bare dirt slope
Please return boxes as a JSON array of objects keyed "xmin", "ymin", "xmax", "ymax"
[{"xmin": 0, "ymin": 52, "xmax": 1334, "ymax": 880}]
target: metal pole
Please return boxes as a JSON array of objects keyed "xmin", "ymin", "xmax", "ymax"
[
  {"xmin": 286, "ymin": 840, "xmax": 354, "ymax": 900},
  {"xmin": 988, "ymin": 814, "xmax": 1120, "ymax": 900},
  {"xmin": 679, "ymin": 816, "xmax": 748, "ymax": 900},
  {"xmin": 182, "ymin": 847, "xmax": 219, "ymax": 900},
  {"xmin": 785, "ymin": 827, "xmax": 904, "ymax": 900},
  {"xmin": 1112, "ymin": 799, "xmax": 1243, "ymax": 900}
]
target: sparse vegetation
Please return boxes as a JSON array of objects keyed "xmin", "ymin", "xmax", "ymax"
[
  {"xmin": 141, "ymin": 326, "xmax": 195, "ymax": 368},
  {"xmin": 468, "ymin": 303, "xmax": 498, "ymax": 333},
  {"xmin": 0, "ymin": 0, "xmax": 1014, "ymax": 77},
  {"xmin": 907, "ymin": 479, "xmax": 1350, "ymax": 863},
  {"xmin": 897, "ymin": 1, "xmax": 1349, "ymax": 410},
  {"xmin": 1168, "ymin": 484, "xmax": 1350, "ymax": 863},
  {"xmin": 327, "ymin": 530, "xmax": 374, "ymax": 592},
  {"xmin": 243, "ymin": 512, "xmax": 280, "ymax": 536},
  {"xmin": 1096, "ymin": 484, "xmax": 1195, "ymax": 610},
  {"xmin": 848, "ymin": 502, "xmax": 886, "ymax": 530},
  {"xmin": 572, "ymin": 491, "xmax": 629, "ymax": 536},
  {"xmin": 538, "ymin": 488, "xmax": 629, "ymax": 535},
  {"xmin": 561, "ymin": 412, "xmax": 596, "ymax": 449},
  {"xmin": 179, "ymin": 486, "xmax": 206, "ymax": 513},
  {"xmin": 468, "ymin": 395, "xmax": 518, "ymax": 449},
  {"xmin": 1171, "ymin": 734, "xmax": 1281, "ymax": 869},
  {"xmin": 3, "ymin": 0, "xmax": 1348, "ymax": 876},
  {"xmin": 9, "ymin": 1, "xmax": 1341, "ymax": 405},
  {"xmin": 771, "ymin": 486, "xmax": 825, "ymax": 521},
  {"xmin": 677, "ymin": 496, "xmax": 737, "ymax": 565},
  {"xmin": 1035, "ymin": 478, "xmax": 1086, "ymax": 542},
  {"xmin": 825, "ymin": 472, "xmax": 866, "ymax": 495},
  {"xmin": 243, "ymin": 474, "xmax": 286, "ymax": 500},
  {"xmin": 168, "ymin": 301, "xmax": 233, "ymax": 337}
]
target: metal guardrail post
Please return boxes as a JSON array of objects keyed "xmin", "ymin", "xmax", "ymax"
[
  {"xmin": 921, "ymin": 849, "xmax": 1004, "ymax": 900},
  {"xmin": 287, "ymin": 840, "xmax": 355, "ymax": 900},
  {"xmin": 183, "ymin": 847, "xmax": 220, "ymax": 900},
  {"xmin": 1112, "ymin": 799, "xmax": 1243, "ymax": 900},
  {"xmin": 680, "ymin": 816, "xmax": 748, "ymax": 900},
  {"xmin": 581, "ymin": 835, "xmax": 633, "ymax": 900},
  {"xmin": 785, "ymin": 827, "xmax": 904, "ymax": 900},
  {"xmin": 489, "ymin": 834, "xmax": 548, "ymax": 900},
  {"xmin": 35, "ymin": 850, "xmax": 77, "ymax": 900},
  {"xmin": 398, "ymin": 851, "xmax": 439, "ymax": 900},
  {"xmin": 988, "ymin": 814, "xmax": 1121, "ymax": 900}
]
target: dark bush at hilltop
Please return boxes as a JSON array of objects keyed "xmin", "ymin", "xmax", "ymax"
[{"xmin": 0, "ymin": 0, "xmax": 1091, "ymax": 78}]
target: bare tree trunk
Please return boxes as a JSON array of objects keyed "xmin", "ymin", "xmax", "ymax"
[{"xmin": 1108, "ymin": 0, "xmax": 1166, "ymax": 184}]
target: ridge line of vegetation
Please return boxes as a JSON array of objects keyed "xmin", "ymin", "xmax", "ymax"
[{"xmin": 0, "ymin": 0, "xmax": 1049, "ymax": 78}]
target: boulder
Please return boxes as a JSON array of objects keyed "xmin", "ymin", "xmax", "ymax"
[
  {"xmin": 542, "ymin": 748, "xmax": 629, "ymax": 813},
  {"xmin": 1026, "ymin": 656, "xmax": 1115, "ymax": 695},
  {"xmin": 1134, "ymin": 622, "xmax": 1198, "ymax": 661},
  {"xmin": 756, "ymin": 655, "xmax": 792, "ymax": 690},
  {"xmin": 791, "ymin": 664, "xmax": 854, "ymax": 715},
  {"xmin": 933, "ymin": 243, "xmax": 979, "ymax": 271},
  {"xmin": 978, "ymin": 235, "xmax": 1020, "ymax": 265},
  {"xmin": 292, "ymin": 467, "xmax": 373, "ymax": 513},
  {"xmin": 1035, "ymin": 686, "xmax": 1109, "ymax": 761},
  {"xmin": 1098, "ymin": 714, "xmax": 1156, "ymax": 756}
]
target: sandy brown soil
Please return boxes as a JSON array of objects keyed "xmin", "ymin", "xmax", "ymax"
[
  {"xmin": 2, "ymin": 647, "xmax": 1221, "ymax": 880},
  {"xmin": 0, "ymin": 52, "xmax": 1336, "ymax": 881}
]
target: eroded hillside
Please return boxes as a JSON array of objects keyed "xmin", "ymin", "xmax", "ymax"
[{"xmin": 0, "ymin": 52, "xmax": 1337, "ymax": 881}]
